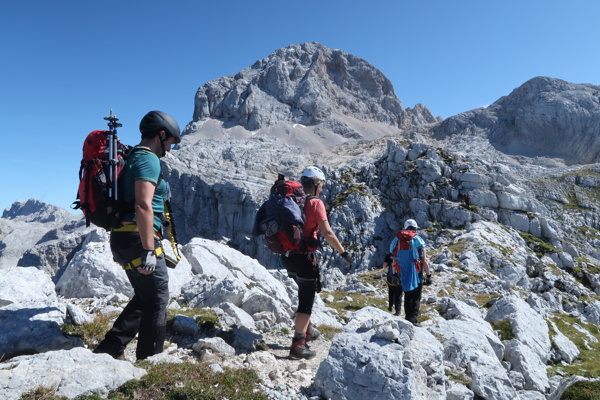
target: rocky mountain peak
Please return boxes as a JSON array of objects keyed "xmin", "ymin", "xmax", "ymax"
[
  {"xmin": 191, "ymin": 42, "xmax": 437, "ymax": 138},
  {"xmin": 2, "ymin": 199, "xmax": 73, "ymax": 223}
]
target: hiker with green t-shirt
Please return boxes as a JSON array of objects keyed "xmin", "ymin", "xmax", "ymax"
[{"xmin": 94, "ymin": 110, "xmax": 181, "ymax": 361}]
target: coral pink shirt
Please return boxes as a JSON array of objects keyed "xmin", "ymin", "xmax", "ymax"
[{"xmin": 303, "ymin": 197, "xmax": 327, "ymax": 241}]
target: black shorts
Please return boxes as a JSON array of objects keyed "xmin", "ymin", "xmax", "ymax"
[{"xmin": 282, "ymin": 253, "xmax": 319, "ymax": 315}]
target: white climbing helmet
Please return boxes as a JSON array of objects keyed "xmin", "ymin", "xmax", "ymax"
[
  {"xmin": 301, "ymin": 166, "xmax": 326, "ymax": 182},
  {"xmin": 404, "ymin": 219, "xmax": 419, "ymax": 230}
]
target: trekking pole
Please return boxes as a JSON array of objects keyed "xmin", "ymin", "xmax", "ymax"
[{"xmin": 104, "ymin": 110, "xmax": 122, "ymax": 203}]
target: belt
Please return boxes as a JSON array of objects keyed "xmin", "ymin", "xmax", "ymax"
[
  {"xmin": 123, "ymin": 247, "xmax": 164, "ymax": 270},
  {"xmin": 113, "ymin": 224, "xmax": 161, "ymax": 237},
  {"xmin": 113, "ymin": 224, "xmax": 140, "ymax": 232}
]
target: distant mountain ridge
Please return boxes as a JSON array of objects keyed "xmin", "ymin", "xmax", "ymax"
[{"xmin": 430, "ymin": 76, "xmax": 600, "ymax": 165}]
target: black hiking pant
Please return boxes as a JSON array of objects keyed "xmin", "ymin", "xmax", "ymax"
[
  {"xmin": 404, "ymin": 281, "xmax": 423, "ymax": 324},
  {"xmin": 94, "ymin": 231, "xmax": 169, "ymax": 360},
  {"xmin": 388, "ymin": 283, "xmax": 402, "ymax": 314}
]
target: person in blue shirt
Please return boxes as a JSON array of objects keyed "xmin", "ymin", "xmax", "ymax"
[
  {"xmin": 389, "ymin": 219, "xmax": 432, "ymax": 326},
  {"xmin": 94, "ymin": 110, "xmax": 180, "ymax": 361}
]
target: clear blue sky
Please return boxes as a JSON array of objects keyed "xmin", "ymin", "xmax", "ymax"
[{"xmin": 1, "ymin": 1, "xmax": 598, "ymax": 214}]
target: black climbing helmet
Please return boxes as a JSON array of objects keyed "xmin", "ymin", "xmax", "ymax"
[{"xmin": 139, "ymin": 110, "xmax": 181, "ymax": 143}]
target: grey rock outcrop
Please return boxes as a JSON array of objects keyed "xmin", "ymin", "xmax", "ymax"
[
  {"xmin": 0, "ymin": 266, "xmax": 82, "ymax": 359},
  {"xmin": 432, "ymin": 298, "xmax": 517, "ymax": 400},
  {"xmin": 314, "ymin": 307, "xmax": 445, "ymax": 400},
  {"xmin": 0, "ymin": 348, "xmax": 146, "ymax": 400}
]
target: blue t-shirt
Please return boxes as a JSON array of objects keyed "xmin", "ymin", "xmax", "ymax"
[
  {"xmin": 121, "ymin": 146, "xmax": 168, "ymax": 231},
  {"xmin": 389, "ymin": 235, "xmax": 426, "ymax": 292}
]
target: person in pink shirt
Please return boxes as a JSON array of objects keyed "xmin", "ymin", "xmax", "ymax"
[{"xmin": 281, "ymin": 166, "xmax": 353, "ymax": 359}]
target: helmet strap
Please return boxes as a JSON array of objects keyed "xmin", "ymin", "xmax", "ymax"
[{"xmin": 158, "ymin": 133, "xmax": 167, "ymax": 157}]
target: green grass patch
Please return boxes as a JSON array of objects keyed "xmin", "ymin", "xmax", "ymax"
[
  {"xmin": 61, "ymin": 312, "xmax": 119, "ymax": 349},
  {"xmin": 112, "ymin": 362, "xmax": 267, "ymax": 400},
  {"xmin": 444, "ymin": 369, "xmax": 472, "ymax": 386},
  {"xmin": 322, "ymin": 290, "xmax": 387, "ymax": 316},
  {"xmin": 330, "ymin": 184, "xmax": 369, "ymax": 209},
  {"xmin": 446, "ymin": 239, "xmax": 469, "ymax": 256},
  {"xmin": 20, "ymin": 363, "xmax": 267, "ymax": 400},
  {"xmin": 473, "ymin": 293, "xmax": 500, "ymax": 308},
  {"xmin": 357, "ymin": 268, "xmax": 388, "ymax": 290},
  {"xmin": 317, "ymin": 325, "xmax": 343, "ymax": 341},
  {"xmin": 575, "ymin": 226, "xmax": 600, "ymax": 240},
  {"xmin": 518, "ymin": 232, "xmax": 559, "ymax": 257},
  {"xmin": 19, "ymin": 387, "xmax": 69, "ymax": 400},
  {"xmin": 416, "ymin": 304, "xmax": 436, "ymax": 324},
  {"xmin": 560, "ymin": 380, "xmax": 600, "ymax": 400},
  {"xmin": 548, "ymin": 314, "xmax": 600, "ymax": 378}
]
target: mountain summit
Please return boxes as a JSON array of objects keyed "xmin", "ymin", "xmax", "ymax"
[{"xmin": 187, "ymin": 42, "xmax": 438, "ymax": 147}]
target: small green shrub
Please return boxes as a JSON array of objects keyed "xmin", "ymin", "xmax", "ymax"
[{"xmin": 490, "ymin": 319, "xmax": 515, "ymax": 341}]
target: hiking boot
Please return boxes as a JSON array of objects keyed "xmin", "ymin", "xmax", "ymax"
[
  {"xmin": 305, "ymin": 326, "xmax": 321, "ymax": 342},
  {"xmin": 290, "ymin": 339, "xmax": 316, "ymax": 360},
  {"xmin": 388, "ymin": 305, "xmax": 393, "ymax": 311},
  {"xmin": 113, "ymin": 354, "xmax": 126, "ymax": 361},
  {"xmin": 394, "ymin": 311, "xmax": 401, "ymax": 316}
]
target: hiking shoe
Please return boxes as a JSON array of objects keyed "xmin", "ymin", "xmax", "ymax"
[
  {"xmin": 394, "ymin": 311, "xmax": 401, "ymax": 316},
  {"xmin": 290, "ymin": 339, "xmax": 316, "ymax": 360},
  {"xmin": 388, "ymin": 306, "xmax": 393, "ymax": 311},
  {"xmin": 305, "ymin": 327, "xmax": 321, "ymax": 342}
]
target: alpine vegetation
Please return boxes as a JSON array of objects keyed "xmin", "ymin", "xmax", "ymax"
[{"xmin": 2, "ymin": 42, "xmax": 600, "ymax": 400}]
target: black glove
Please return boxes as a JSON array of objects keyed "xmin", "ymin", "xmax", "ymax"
[
  {"xmin": 341, "ymin": 251, "xmax": 353, "ymax": 268},
  {"xmin": 424, "ymin": 274, "xmax": 432, "ymax": 286},
  {"xmin": 140, "ymin": 249, "xmax": 157, "ymax": 273}
]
